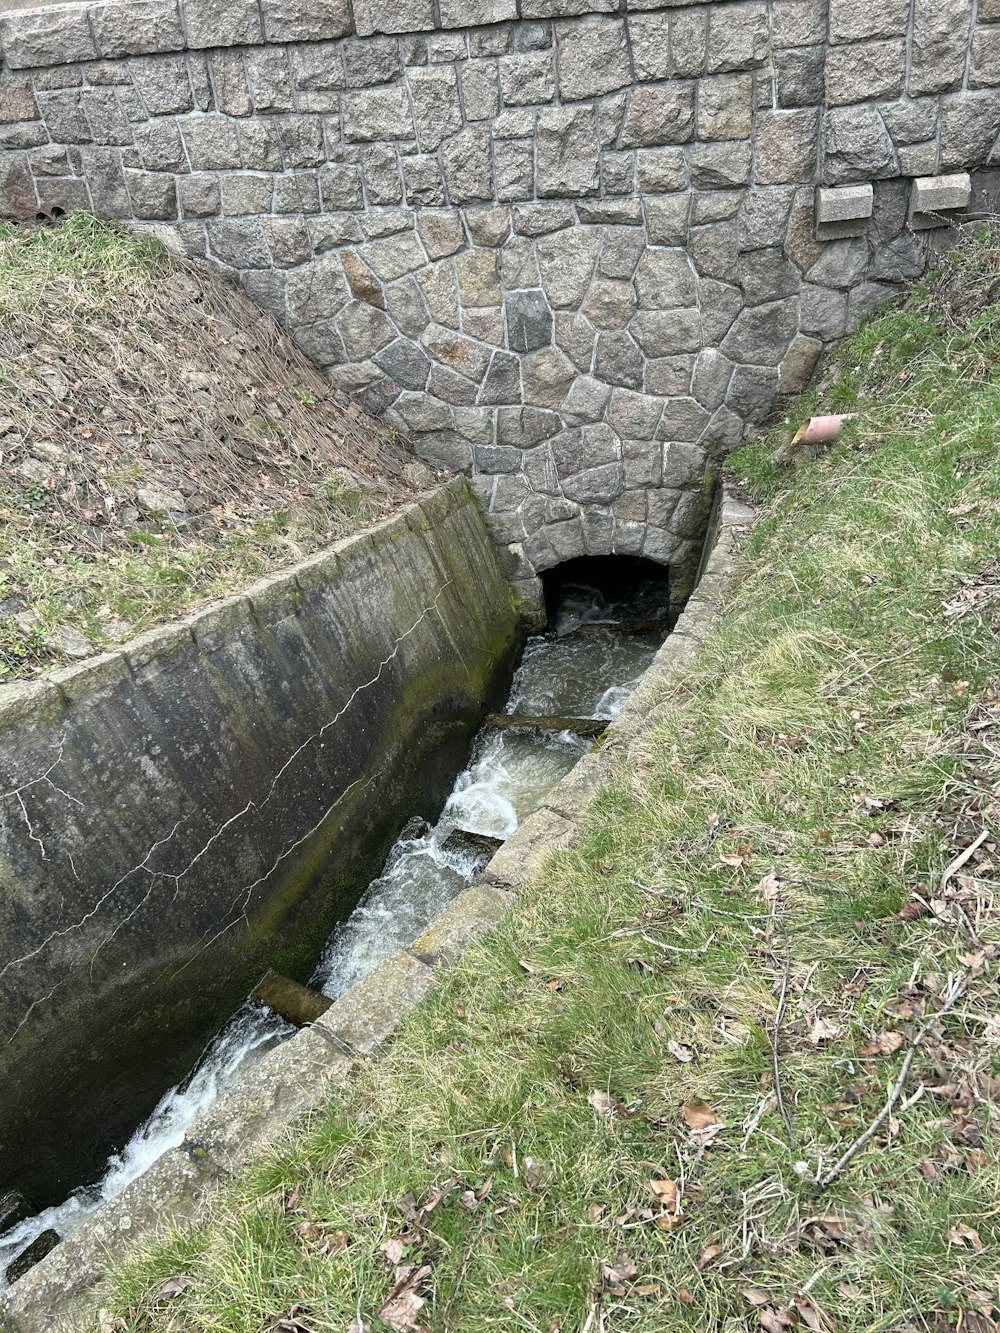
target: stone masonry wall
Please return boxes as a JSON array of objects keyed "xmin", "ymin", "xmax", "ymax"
[{"xmin": 2, "ymin": 0, "xmax": 1000, "ymax": 606}]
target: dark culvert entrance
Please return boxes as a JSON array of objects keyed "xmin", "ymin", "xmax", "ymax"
[{"xmin": 0, "ymin": 555, "xmax": 676, "ymax": 1291}]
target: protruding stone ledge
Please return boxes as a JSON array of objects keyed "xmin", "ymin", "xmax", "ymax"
[
  {"xmin": 815, "ymin": 183, "xmax": 874, "ymax": 240},
  {"xmin": 909, "ymin": 173, "xmax": 973, "ymax": 230}
]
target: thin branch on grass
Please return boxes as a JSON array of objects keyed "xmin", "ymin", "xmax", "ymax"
[
  {"xmin": 769, "ymin": 928, "xmax": 796, "ymax": 1148},
  {"xmin": 813, "ymin": 969, "xmax": 969, "ymax": 1195},
  {"xmin": 939, "ymin": 826, "xmax": 992, "ymax": 895}
]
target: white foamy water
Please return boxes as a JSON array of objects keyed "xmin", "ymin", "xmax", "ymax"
[
  {"xmin": 316, "ymin": 727, "xmax": 587, "ymax": 999},
  {"xmin": 0, "ymin": 1004, "xmax": 290, "ymax": 1292},
  {"xmin": 0, "ymin": 579, "xmax": 666, "ymax": 1289}
]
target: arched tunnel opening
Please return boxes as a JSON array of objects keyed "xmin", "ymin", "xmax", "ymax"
[{"xmin": 540, "ymin": 555, "xmax": 673, "ymax": 634}]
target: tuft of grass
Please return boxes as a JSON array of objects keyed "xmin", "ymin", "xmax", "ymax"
[
  {"xmin": 107, "ymin": 232, "xmax": 999, "ymax": 1332},
  {"xmin": 0, "ymin": 211, "xmax": 167, "ymax": 312}
]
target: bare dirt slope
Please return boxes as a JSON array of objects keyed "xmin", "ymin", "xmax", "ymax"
[{"xmin": 0, "ymin": 214, "xmax": 425, "ymax": 678}]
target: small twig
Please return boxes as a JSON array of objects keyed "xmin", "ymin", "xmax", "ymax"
[
  {"xmin": 939, "ymin": 826, "xmax": 992, "ymax": 895},
  {"xmin": 823, "ymin": 656, "xmax": 896, "ymax": 696},
  {"xmin": 771, "ymin": 928, "xmax": 796, "ymax": 1148},
  {"xmin": 813, "ymin": 970, "xmax": 969, "ymax": 1195}
]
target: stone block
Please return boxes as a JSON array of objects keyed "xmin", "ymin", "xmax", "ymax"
[
  {"xmin": 245, "ymin": 47, "xmax": 294, "ymax": 113},
  {"xmin": 0, "ymin": 7, "xmax": 96, "ymax": 69},
  {"xmin": 778, "ymin": 333, "xmax": 823, "ymax": 392},
  {"xmin": 0, "ymin": 67, "xmax": 38, "ymax": 125},
  {"xmin": 407, "ymin": 64, "xmax": 462, "ymax": 151},
  {"xmin": 636, "ymin": 147, "xmax": 687, "ymax": 193},
  {"xmin": 342, "ymin": 86, "xmax": 413, "ymax": 141},
  {"xmin": 319, "ymin": 162, "xmax": 364, "ymax": 210},
  {"xmin": 206, "ymin": 216, "xmax": 270, "ymax": 267},
  {"xmin": 825, "ymin": 40, "xmax": 906, "ymax": 106},
  {"xmin": 181, "ymin": 0, "xmax": 263, "ymax": 49},
  {"xmin": 634, "ymin": 246, "xmax": 697, "ymax": 310},
  {"xmin": 181, "ymin": 116, "xmax": 241, "ymax": 171},
  {"xmin": 815, "ymin": 181, "xmax": 874, "ymax": 238},
  {"xmin": 90, "ymin": 0, "xmax": 184, "ymax": 58},
  {"xmin": 706, "ymin": 2, "xmax": 769, "ymax": 73},
  {"xmin": 363, "ymin": 144, "xmax": 404, "ymax": 203},
  {"xmin": 536, "ymin": 227, "xmax": 600, "ymax": 307},
  {"xmin": 594, "ymin": 329, "xmax": 644, "ymax": 386},
  {"xmin": 353, "ymin": 0, "xmax": 434, "ymax": 35},
  {"xmin": 668, "ymin": 7, "xmax": 707, "ymax": 77},
  {"xmin": 909, "ymin": 0, "xmax": 975, "ymax": 95},
  {"xmin": 462, "ymin": 61, "xmax": 501, "ymax": 120},
  {"xmin": 698, "ymin": 73, "xmax": 753, "ymax": 140},
  {"xmin": 908, "ymin": 172, "xmax": 973, "ymax": 229},
  {"xmin": 479, "ymin": 350, "xmax": 522, "ymax": 404},
  {"xmin": 554, "ymin": 310, "xmax": 596, "ymax": 370},
  {"xmin": 619, "ymin": 83, "xmax": 695, "ymax": 147},
  {"xmin": 442, "ymin": 125, "xmax": 494, "ymax": 203},
  {"xmin": 972, "ymin": 28, "xmax": 1000, "ymax": 89},
  {"xmin": 628, "ymin": 11, "xmax": 670, "ymax": 82},
  {"xmin": 274, "ymin": 171, "xmax": 320, "ymax": 214},
  {"xmin": 797, "ymin": 282, "xmax": 848, "ymax": 339},
  {"xmin": 555, "ymin": 15, "xmax": 631, "ymax": 101},
  {"xmin": 774, "ymin": 45, "xmax": 826, "ymax": 108},
  {"xmin": 939, "ymin": 91, "xmax": 1000, "ymax": 171},
  {"xmin": 495, "ymin": 141, "xmax": 535, "ymax": 202},
  {"xmin": 129, "ymin": 55, "xmax": 194, "ymax": 116},
  {"xmin": 261, "ymin": 0, "xmax": 350, "ymax": 41},
  {"xmin": 417, "ymin": 209, "xmax": 466, "ymax": 259},
  {"xmin": 522, "ymin": 344, "xmax": 576, "ymax": 408},
  {"xmin": 755, "ymin": 108, "xmax": 820, "ymax": 185},
  {"xmin": 456, "ymin": 245, "xmax": 501, "ymax": 304},
  {"xmin": 773, "ymin": 0, "xmax": 827, "ymax": 48},
  {"xmin": 499, "ymin": 51, "xmax": 554, "ymax": 105},
  {"xmin": 439, "ymin": 0, "xmax": 515, "ymax": 26},
  {"xmin": 689, "ymin": 140, "xmax": 752, "ymax": 188},
  {"xmin": 721, "ymin": 298, "xmax": 798, "ymax": 367},
  {"xmin": 829, "ymin": 0, "xmax": 909, "ymax": 42},
  {"xmin": 536, "ymin": 104, "xmax": 599, "ymax": 196},
  {"xmin": 823, "ymin": 105, "xmax": 897, "ymax": 184},
  {"xmin": 505, "ymin": 290, "xmax": 553, "ymax": 352}
]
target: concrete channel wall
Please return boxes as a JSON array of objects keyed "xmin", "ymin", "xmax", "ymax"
[
  {"xmin": 0, "ymin": 476, "xmax": 520, "ymax": 1214},
  {"xmin": 3, "ymin": 0, "xmax": 999, "ymax": 605},
  {"xmin": 1, "ymin": 483, "xmax": 754, "ymax": 1333}
]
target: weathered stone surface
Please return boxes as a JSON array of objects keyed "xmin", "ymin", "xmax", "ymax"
[
  {"xmin": 823, "ymin": 106, "xmax": 897, "ymax": 183},
  {"xmin": 939, "ymin": 92, "xmax": 1000, "ymax": 171},
  {"xmin": 755, "ymin": 109, "xmax": 820, "ymax": 184},
  {"xmin": 620, "ymin": 84, "xmax": 696, "ymax": 148},
  {"xmin": 829, "ymin": 0, "xmax": 909, "ymax": 42},
  {"xmin": 536, "ymin": 104, "xmax": 599, "ymax": 196},
  {"xmin": 721, "ymin": 298, "xmax": 799, "ymax": 366},
  {"xmin": 555, "ymin": 16, "xmax": 630, "ymax": 101},
  {"xmin": 442, "ymin": 126, "xmax": 494, "ymax": 202},
  {"xmin": 506, "ymin": 290, "xmax": 554, "ymax": 352},
  {"xmin": 826, "ymin": 40, "xmax": 905, "ymax": 106},
  {"xmin": 0, "ymin": 7, "xmax": 96, "ymax": 69}
]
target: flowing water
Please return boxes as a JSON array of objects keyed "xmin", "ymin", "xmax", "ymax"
[{"xmin": 0, "ymin": 571, "xmax": 669, "ymax": 1290}]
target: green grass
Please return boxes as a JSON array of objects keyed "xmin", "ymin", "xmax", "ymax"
[{"xmin": 107, "ymin": 235, "xmax": 999, "ymax": 1332}]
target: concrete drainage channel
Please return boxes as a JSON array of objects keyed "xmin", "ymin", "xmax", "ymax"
[{"xmin": 0, "ymin": 484, "xmax": 752, "ymax": 1331}]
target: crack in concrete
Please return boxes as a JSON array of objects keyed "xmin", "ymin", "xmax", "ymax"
[{"xmin": 1, "ymin": 577, "xmax": 458, "ymax": 1045}]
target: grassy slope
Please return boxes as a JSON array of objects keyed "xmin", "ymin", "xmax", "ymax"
[
  {"xmin": 0, "ymin": 215, "xmax": 409, "ymax": 679},
  {"xmin": 109, "ymin": 236, "xmax": 999, "ymax": 1332}
]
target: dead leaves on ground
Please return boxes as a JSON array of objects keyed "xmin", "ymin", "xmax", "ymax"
[{"xmin": 743, "ymin": 1288, "xmax": 835, "ymax": 1331}]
